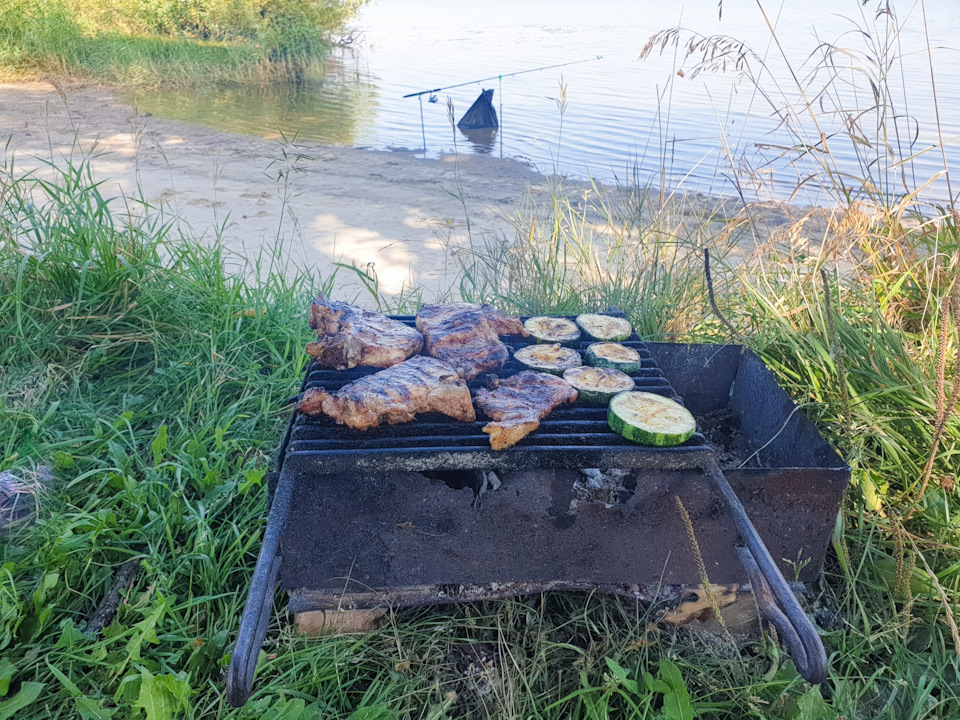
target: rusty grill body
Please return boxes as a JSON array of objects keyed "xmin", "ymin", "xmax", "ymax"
[{"xmin": 227, "ymin": 316, "xmax": 849, "ymax": 706}]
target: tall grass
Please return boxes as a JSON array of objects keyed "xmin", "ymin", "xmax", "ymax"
[
  {"xmin": 0, "ymin": 0, "xmax": 365, "ymax": 87},
  {"xmin": 458, "ymin": 181, "xmax": 744, "ymax": 341}
]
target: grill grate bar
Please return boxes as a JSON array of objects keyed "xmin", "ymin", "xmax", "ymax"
[
  {"xmin": 302, "ymin": 376, "xmax": 672, "ymax": 395},
  {"xmin": 288, "ymin": 313, "xmax": 709, "ymax": 472},
  {"xmin": 291, "ymin": 417, "xmax": 641, "ymax": 441},
  {"xmin": 287, "ymin": 431, "xmax": 708, "ymax": 453},
  {"xmin": 283, "ymin": 443, "xmax": 714, "ymax": 475},
  {"xmin": 307, "ymin": 360, "xmax": 661, "ymax": 385}
]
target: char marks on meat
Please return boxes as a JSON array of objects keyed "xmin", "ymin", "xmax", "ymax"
[
  {"xmin": 416, "ymin": 303, "xmax": 527, "ymax": 380},
  {"xmin": 298, "ymin": 356, "xmax": 476, "ymax": 430},
  {"xmin": 306, "ymin": 293, "xmax": 423, "ymax": 370},
  {"xmin": 473, "ymin": 371, "xmax": 578, "ymax": 450}
]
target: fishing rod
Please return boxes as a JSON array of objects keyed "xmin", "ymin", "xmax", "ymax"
[{"xmin": 401, "ymin": 56, "xmax": 603, "ymax": 98}]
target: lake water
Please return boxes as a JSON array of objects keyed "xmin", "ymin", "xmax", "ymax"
[{"xmin": 133, "ymin": 0, "xmax": 960, "ymax": 206}]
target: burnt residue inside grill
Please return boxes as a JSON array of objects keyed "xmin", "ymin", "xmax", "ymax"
[{"xmin": 696, "ymin": 408, "xmax": 763, "ymax": 468}]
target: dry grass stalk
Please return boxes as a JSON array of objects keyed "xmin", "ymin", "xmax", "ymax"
[
  {"xmin": 936, "ymin": 295, "xmax": 952, "ymax": 418},
  {"xmin": 820, "ymin": 267, "xmax": 852, "ymax": 436},
  {"xmin": 674, "ymin": 496, "xmax": 726, "ymax": 631},
  {"xmin": 910, "ymin": 535, "xmax": 960, "ymax": 666},
  {"xmin": 704, "ymin": 248, "xmax": 744, "ymax": 345},
  {"xmin": 889, "ymin": 513, "xmax": 917, "ymax": 636},
  {"xmin": 914, "ymin": 287, "xmax": 960, "ymax": 509},
  {"xmin": 640, "ymin": 29, "xmax": 751, "ymax": 80},
  {"xmin": 900, "ymin": 547, "xmax": 918, "ymax": 627}
]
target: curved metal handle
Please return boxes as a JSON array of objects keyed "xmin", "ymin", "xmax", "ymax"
[
  {"xmin": 226, "ymin": 555, "xmax": 281, "ymax": 706},
  {"xmin": 702, "ymin": 459, "xmax": 828, "ymax": 684},
  {"xmin": 227, "ymin": 471, "xmax": 295, "ymax": 706},
  {"xmin": 735, "ymin": 547, "xmax": 827, "ymax": 683}
]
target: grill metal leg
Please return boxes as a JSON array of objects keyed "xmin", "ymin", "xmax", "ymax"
[
  {"xmin": 702, "ymin": 459, "xmax": 828, "ymax": 684},
  {"xmin": 227, "ymin": 469, "xmax": 295, "ymax": 707}
]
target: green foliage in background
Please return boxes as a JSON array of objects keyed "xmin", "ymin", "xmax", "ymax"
[{"xmin": 0, "ymin": 0, "xmax": 365, "ymax": 86}]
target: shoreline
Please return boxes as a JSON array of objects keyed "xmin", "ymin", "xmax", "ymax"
[{"xmin": 0, "ymin": 79, "xmax": 825, "ymax": 302}]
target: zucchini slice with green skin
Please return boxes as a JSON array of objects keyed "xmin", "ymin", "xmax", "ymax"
[
  {"xmin": 584, "ymin": 342, "xmax": 643, "ymax": 373},
  {"xmin": 575, "ymin": 313, "xmax": 632, "ymax": 341},
  {"xmin": 514, "ymin": 344, "xmax": 582, "ymax": 375},
  {"xmin": 607, "ymin": 391, "xmax": 696, "ymax": 446},
  {"xmin": 523, "ymin": 316, "xmax": 581, "ymax": 346},
  {"xmin": 562, "ymin": 366, "xmax": 635, "ymax": 405}
]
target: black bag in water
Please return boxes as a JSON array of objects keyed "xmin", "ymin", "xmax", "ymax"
[{"xmin": 457, "ymin": 89, "xmax": 498, "ymax": 129}]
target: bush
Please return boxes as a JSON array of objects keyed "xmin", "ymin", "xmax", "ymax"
[{"xmin": 0, "ymin": 0, "xmax": 366, "ymax": 85}]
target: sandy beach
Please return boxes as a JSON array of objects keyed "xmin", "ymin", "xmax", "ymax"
[
  {"xmin": 1, "ymin": 80, "xmax": 573, "ymax": 300},
  {"xmin": 1, "ymin": 80, "xmax": 821, "ymax": 303}
]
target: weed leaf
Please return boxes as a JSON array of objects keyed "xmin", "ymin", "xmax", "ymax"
[
  {"xmin": 643, "ymin": 671, "xmax": 670, "ymax": 694},
  {"xmin": 0, "ymin": 658, "xmax": 14, "ymax": 697},
  {"xmin": 48, "ymin": 662, "xmax": 116, "ymax": 718},
  {"xmin": 604, "ymin": 657, "xmax": 640, "ymax": 695},
  {"xmin": 76, "ymin": 697, "xmax": 118, "ymax": 720},
  {"xmin": 123, "ymin": 600, "xmax": 166, "ymax": 666},
  {"xmin": 658, "ymin": 660, "xmax": 695, "ymax": 720},
  {"xmin": 0, "ymin": 681, "xmax": 44, "ymax": 719},
  {"xmin": 151, "ymin": 425, "xmax": 168, "ymax": 466},
  {"xmin": 263, "ymin": 698, "xmax": 305, "ymax": 720},
  {"xmin": 797, "ymin": 686, "xmax": 830, "ymax": 720},
  {"xmin": 133, "ymin": 668, "xmax": 191, "ymax": 720}
]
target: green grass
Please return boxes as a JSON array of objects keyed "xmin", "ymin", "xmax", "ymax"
[
  {"xmin": 0, "ymin": 0, "xmax": 365, "ymax": 87},
  {"xmin": 2, "ymin": 145, "xmax": 959, "ymax": 719}
]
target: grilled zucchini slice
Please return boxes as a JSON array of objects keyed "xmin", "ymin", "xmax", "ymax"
[
  {"xmin": 523, "ymin": 316, "xmax": 581, "ymax": 346},
  {"xmin": 607, "ymin": 391, "xmax": 696, "ymax": 446},
  {"xmin": 575, "ymin": 313, "xmax": 632, "ymax": 341},
  {"xmin": 562, "ymin": 366, "xmax": 635, "ymax": 405},
  {"xmin": 514, "ymin": 344, "xmax": 582, "ymax": 375},
  {"xmin": 584, "ymin": 342, "xmax": 643, "ymax": 373}
]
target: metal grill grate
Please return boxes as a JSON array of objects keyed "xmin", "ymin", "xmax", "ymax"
[{"xmin": 282, "ymin": 317, "xmax": 714, "ymax": 474}]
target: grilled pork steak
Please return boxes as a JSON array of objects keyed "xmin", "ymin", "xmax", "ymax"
[
  {"xmin": 306, "ymin": 294, "xmax": 423, "ymax": 370},
  {"xmin": 297, "ymin": 356, "xmax": 476, "ymax": 430},
  {"xmin": 415, "ymin": 303, "xmax": 527, "ymax": 380},
  {"xmin": 473, "ymin": 371, "xmax": 578, "ymax": 450}
]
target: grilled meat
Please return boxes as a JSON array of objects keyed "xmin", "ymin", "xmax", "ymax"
[
  {"xmin": 306, "ymin": 294, "xmax": 423, "ymax": 370},
  {"xmin": 473, "ymin": 371, "xmax": 578, "ymax": 450},
  {"xmin": 297, "ymin": 356, "xmax": 475, "ymax": 430},
  {"xmin": 415, "ymin": 303, "xmax": 527, "ymax": 380}
]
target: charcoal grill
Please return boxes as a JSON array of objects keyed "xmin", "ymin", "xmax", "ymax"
[{"xmin": 226, "ymin": 313, "xmax": 849, "ymax": 706}]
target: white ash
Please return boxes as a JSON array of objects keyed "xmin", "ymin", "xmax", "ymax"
[
  {"xmin": 478, "ymin": 471, "xmax": 501, "ymax": 495},
  {"xmin": 570, "ymin": 468, "xmax": 631, "ymax": 510}
]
